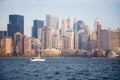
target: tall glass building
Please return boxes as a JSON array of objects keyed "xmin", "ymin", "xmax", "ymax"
[
  {"xmin": 7, "ymin": 14, "xmax": 24, "ymax": 41},
  {"xmin": 32, "ymin": 20, "xmax": 44, "ymax": 38}
]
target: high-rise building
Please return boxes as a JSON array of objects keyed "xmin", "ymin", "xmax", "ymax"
[
  {"xmin": 46, "ymin": 15, "xmax": 59, "ymax": 29},
  {"xmin": 41, "ymin": 26, "xmax": 52, "ymax": 49},
  {"xmin": 61, "ymin": 20, "xmax": 67, "ymax": 36},
  {"xmin": 66, "ymin": 18, "xmax": 73, "ymax": 30},
  {"xmin": 94, "ymin": 18, "xmax": 102, "ymax": 32},
  {"xmin": 32, "ymin": 19, "xmax": 44, "ymax": 38},
  {"xmin": 7, "ymin": 14, "xmax": 24, "ymax": 41}
]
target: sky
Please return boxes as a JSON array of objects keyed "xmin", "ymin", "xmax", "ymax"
[{"xmin": 0, "ymin": 0, "xmax": 120, "ymax": 37}]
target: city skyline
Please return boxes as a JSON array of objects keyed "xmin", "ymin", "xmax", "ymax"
[{"xmin": 0, "ymin": 0, "xmax": 120, "ymax": 37}]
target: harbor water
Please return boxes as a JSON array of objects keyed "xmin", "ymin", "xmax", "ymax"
[{"xmin": 0, "ymin": 57, "xmax": 120, "ymax": 80}]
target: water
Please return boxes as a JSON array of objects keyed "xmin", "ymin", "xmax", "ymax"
[{"xmin": 0, "ymin": 57, "xmax": 120, "ymax": 80}]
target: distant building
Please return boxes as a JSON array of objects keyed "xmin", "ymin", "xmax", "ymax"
[
  {"xmin": 7, "ymin": 14, "xmax": 24, "ymax": 41},
  {"xmin": 41, "ymin": 26, "xmax": 52, "ymax": 49},
  {"xmin": 61, "ymin": 20, "xmax": 67, "ymax": 36},
  {"xmin": 14, "ymin": 32, "xmax": 23, "ymax": 55},
  {"xmin": 62, "ymin": 30, "xmax": 74, "ymax": 51},
  {"xmin": 95, "ymin": 18, "xmax": 102, "ymax": 32},
  {"xmin": 111, "ymin": 30, "xmax": 120, "ymax": 53},
  {"xmin": 23, "ymin": 35, "xmax": 29, "ymax": 54},
  {"xmin": 98, "ymin": 30, "xmax": 111, "ymax": 50},
  {"xmin": 32, "ymin": 19, "xmax": 44, "ymax": 38},
  {"xmin": 98, "ymin": 29, "xmax": 120, "ymax": 53},
  {"xmin": 90, "ymin": 32, "xmax": 97, "ymax": 49},
  {"xmin": 74, "ymin": 31, "xmax": 78, "ymax": 50},
  {"xmin": 46, "ymin": 15, "xmax": 59, "ymax": 29},
  {"xmin": 66, "ymin": 18, "xmax": 73, "ymax": 30},
  {"xmin": 0, "ymin": 36, "xmax": 13, "ymax": 55},
  {"xmin": 52, "ymin": 28, "xmax": 59, "ymax": 49},
  {"xmin": 23, "ymin": 35, "xmax": 35, "ymax": 56},
  {"xmin": 38, "ymin": 28, "xmax": 42, "ymax": 40},
  {"xmin": 74, "ymin": 20, "xmax": 86, "ymax": 31}
]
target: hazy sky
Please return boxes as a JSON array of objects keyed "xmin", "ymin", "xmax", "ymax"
[{"xmin": 0, "ymin": 0, "xmax": 120, "ymax": 36}]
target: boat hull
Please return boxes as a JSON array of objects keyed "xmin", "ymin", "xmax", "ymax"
[{"xmin": 30, "ymin": 58, "xmax": 45, "ymax": 62}]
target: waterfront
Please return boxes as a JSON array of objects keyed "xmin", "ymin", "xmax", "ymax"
[{"xmin": 0, "ymin": 57, "xmax": 120, "ymax": 80}]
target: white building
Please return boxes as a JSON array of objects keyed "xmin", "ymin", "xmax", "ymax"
[{"xmin": 46, "ymin": 14, "xmax": 59, "ymax": 29}]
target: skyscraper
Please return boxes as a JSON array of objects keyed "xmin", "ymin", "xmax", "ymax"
[
  {"xmin": 41, "ymin": 26, "xmax": 52, "ymax": 49},
  {"xmin": 32, "ymin": 19, "xmax": 44, "ymax": 38},
  {"xmin": 7, "ymin": 14, "xmax": 24, "ymax": 41},
  {"xmin": 46, "ymin": 15, "xmax": 59, "ymax": 29},
  {"xmin": 61, "ymin": 20, "xmax": 67, "ymax": 36},
  {"xmin": 94, "ymin": 18, "xmax": 102, "ymax": 32}
]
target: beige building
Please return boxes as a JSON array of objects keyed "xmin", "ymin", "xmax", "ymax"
[
  {"xmin": 111, "ymin": 30, "xmax": 120, "ymax": 53},
  {"xmin": 52, "ymin": 28, "xmax": 59, "ymax": 49},
  {"xmin": 90, "ymin": 32, "xmax": 97, "ymax": 49},
  {"xmin": 0, "ymin": 37, "xmax": 13, "ymax": 55},
  {"xmin": 62, "ymin": 30, "xmax": 74, "ymax": 51},
  {"xmin": 61, "ymin": 20, "xmax": 67, "ymax": 36},
  {"xmin": 98, "ymin": 30, "xmax": 111, "ymax": 50}
]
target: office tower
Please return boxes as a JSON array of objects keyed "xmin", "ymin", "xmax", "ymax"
[
  {"xmin": 7, "ymin": 14, "xmax": 24, "ymax": 41},
  {"xmin": 94, "ymin": 18, "xmax": 102, "ymax": 32},
  {"xmin": 61, "ymin": 20, "xmax": 67, "ymax": 36},
  {"xmin": 0, "ymin": 36, "xmax": 13, "ymax": 55},
  {"xmin": 66, "ymin": 18, "xmax": 73, "ymax": 30},
  {"xmin": 46, "ymin": 15, "xmax": 59, "ymax": 29},
  {"xmin": 32, "ymin": 19, "xmax": 44, "ymax": 38},
  {"xmin": 41, "ymin": 26, "xmax": 52, "ymax": 49},
  {"xmin": 14, "ymin": 32, "xmax": 23, "ymax": 55}
]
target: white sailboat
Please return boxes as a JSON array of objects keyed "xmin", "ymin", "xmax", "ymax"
[
  {"xmin": 30, "ymin": 53, "xmax": 45, "ymax": 61},
  {"xmin": 31, "ymin": 42, "xmax": 45, "ymax": 62}
]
